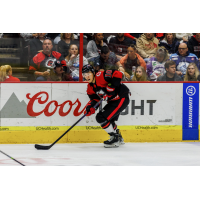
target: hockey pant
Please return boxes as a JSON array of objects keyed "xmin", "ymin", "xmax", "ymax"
[{"xmin": 96, "ymin": 96, "xmax": 130, "ymax": 133}]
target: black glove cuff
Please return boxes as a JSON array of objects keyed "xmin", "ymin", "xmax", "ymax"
[{"xmin": 86, "ymin": 104, "xmax": 92, "ymax": 112}]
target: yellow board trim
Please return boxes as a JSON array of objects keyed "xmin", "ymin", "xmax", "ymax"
[
  {"xmin": 0, "ymin": 125, "xmax": 199, "ymax": 144},
  {"xmin": 0, "ymin": 125, "xmax": 182, "ymax": 131},
  {"xmin": 0, "ymin": 125, "xmax": 191, "ymax": 144}
]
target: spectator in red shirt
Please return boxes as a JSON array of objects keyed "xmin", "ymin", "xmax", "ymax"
[
  {"xmin": 0, "ymin": 65, "xmax": 20, "ymax": 82},
  {"xmin": 29, "ymin": 38, "xmax": 72, "ymax": 81}
]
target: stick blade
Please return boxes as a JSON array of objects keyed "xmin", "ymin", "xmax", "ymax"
[{"xmin": 35, "ymin": 144, "xmax": 51, "ymax": 150}]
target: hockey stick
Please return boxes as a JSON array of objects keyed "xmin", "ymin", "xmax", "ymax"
[
  {"xmin": 0, "ymin": 150, "xmax": 25, "ymax": 166},
  {"xmin": 35, "ymin": 98, "xmax": 103, "ymax": 150}
]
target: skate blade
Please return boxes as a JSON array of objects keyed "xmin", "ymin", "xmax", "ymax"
[
  {"xmin": 119, "ymin": 138, "xmax": 125, "ymax": 145},
  {"xmin": 104, "ymin": 142, "xmax": 119, "ymax": 148}
]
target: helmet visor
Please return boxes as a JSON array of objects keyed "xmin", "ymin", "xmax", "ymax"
[{"xmin": 82, "ymin": 72, "xmax": 92, "ymax": 78}]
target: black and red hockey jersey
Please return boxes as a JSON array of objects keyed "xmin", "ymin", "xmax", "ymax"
[
  {"xmin": 86, "ymin": 69, "xmax": 129, "ymax": 107},
  {"xmin": 29, "ymin": 51, "xmax": 69, "ymax": 73}
]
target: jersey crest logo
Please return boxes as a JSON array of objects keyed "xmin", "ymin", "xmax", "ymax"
[
  {"xmin": 47, "ymin": 61, "xmax": 53, "ymax": 66},
  {"xmin": 96, "ymin": 72, "xmax": 101, "ymax": 77},
  {"xmin": 45, "ymin": 58, "xmax": 56, "ymax": 69}
]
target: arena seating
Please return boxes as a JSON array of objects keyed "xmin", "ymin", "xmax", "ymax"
[{"xmin": 0, "ymin": 38, "xmax": 28, "ymax": 81}]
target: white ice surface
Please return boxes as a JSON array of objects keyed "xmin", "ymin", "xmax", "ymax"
[{"xmin": 0, "ymin": 142, "xmax": 200, "ymax": 166}]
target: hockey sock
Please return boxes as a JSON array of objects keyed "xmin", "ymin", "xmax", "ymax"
[
  {"xmin": 111, "ymin": 122, "xmax": 117, "ymax": 132},
  {"xmin": 101, "ymin": 121, "xmax": 115, "ymax": 134}
]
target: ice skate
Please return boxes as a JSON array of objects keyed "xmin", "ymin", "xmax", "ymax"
[
  {"xmin": 116, "ymin": 129, "xmax": 125, "ymax": 145},
  {"xmin": 104, "ymin": 133, "xmax": 119, "ymax": 148},
  {"xmin": 104, "ymin": 133, "xmax": 112, "ymax": 144}
]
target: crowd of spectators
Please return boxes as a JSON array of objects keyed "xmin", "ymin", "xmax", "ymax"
[{"xmin": 1, "ymin": 33, "xmax": 200, "ymax": 82}]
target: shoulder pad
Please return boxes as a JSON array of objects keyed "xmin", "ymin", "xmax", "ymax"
[{"xmin": 112, "ymin": 70, "xmax": 123, "ymax": 79}]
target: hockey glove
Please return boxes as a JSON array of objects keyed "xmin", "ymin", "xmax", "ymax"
[
  {"xmin": 97, "ymin": 89, "xmax": 105, "ymax": 98},
  {"xmin": 84, "ymin": 105, "xmax": 95, "ymax": 116}
]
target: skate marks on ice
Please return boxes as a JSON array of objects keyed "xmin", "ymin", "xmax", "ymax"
[
  {"xmin": 0, "ymin": 157, "xmax": 70, "ymax": 166},
  {"xmin": 0, "ymin": 143, "xmax": 200, "ymax": 166}
]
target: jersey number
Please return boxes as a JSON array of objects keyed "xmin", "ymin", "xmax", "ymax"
[{"xmin": 105, "ymin": 70, "xmax": 112, "ymax": 78}]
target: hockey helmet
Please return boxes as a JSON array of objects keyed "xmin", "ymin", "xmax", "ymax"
[{"xmin": 82, "ymin": 64, "xmax": 95, "ymax": 74}]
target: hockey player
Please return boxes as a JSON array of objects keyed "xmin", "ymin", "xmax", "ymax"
[{"xmin": 82, "ymin": 64, "xmax": 130, "ymax": 148}]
